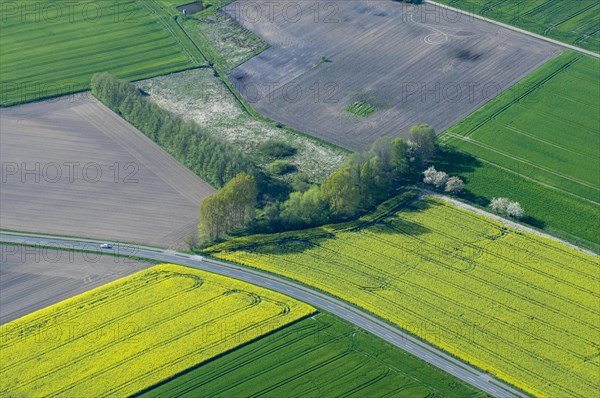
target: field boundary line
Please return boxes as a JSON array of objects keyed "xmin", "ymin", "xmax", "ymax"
[
  {"xmin": 425, "ymin": 0, "xmax": 600, "ymax": 59},
  {"xmin": 445, "ymin": 132, "xmax": 600, "ymax": 194},
  {"xmin": 444, "ymin": 53, "xmax": 580, "ymax": 138},
  {"xmin": 543, "ymin": 1, "xmax": 600, "ymax": 36},
  {"xmin": 137, "ymin": 0, "xmax": 205, "ymax": 65},
  {"xmin": 422, "ymin": 191, "xmax": 600, "ymax": 258},
  {"xmin": 473, "ymin": 156, "xmax": 599, "ymax": 206},
  {"xmin": 129, "ymin": 311, "xmax": 317, "ymax": 398},
  {"xmin": 501, "ymin": 123, "xmax": 596, "ymax": 160}
]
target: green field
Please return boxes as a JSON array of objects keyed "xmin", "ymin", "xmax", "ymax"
[
  {"xmin": 206, "ymin": 196, "xmax": 600, "ymax": 397},
  {"xmin": 139, "ymin": 313, "xmax": 485, "ymax": 398},
  {"xmin": 436, "ymin": 0, "xmax": 600, "ymax": 52},
  {"xmin": 0, "ymin": 0, "xmax": 203, "ymax": 106},
  {"xmin": 439, "ymin": 52, "xmax": 600, "ymax": 248}
]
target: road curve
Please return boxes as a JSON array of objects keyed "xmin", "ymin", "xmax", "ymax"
[{"xmin": 0, "ymin": 231, "xmax": 527, "ymax": 398}]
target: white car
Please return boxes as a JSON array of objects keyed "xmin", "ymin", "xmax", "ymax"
[{"xmin": 100, "ymin": 243, "xmax": 112, "ymax": 249}]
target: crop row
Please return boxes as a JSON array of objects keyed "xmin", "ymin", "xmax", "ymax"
[
  {"xmin": 212, "ymin": 198, "xmax": 600, "ymax": 397},
  {"xmin": 438, "ymin": 51, "xmax": 600, "ymax": 247},
  {"xmin": 0, "ymin": 264, "xmax": 314, "ymax": 397},
  {"xmin": 140, "ymin": 313, "xmax": 455, "ymax": 398},
  {"xmin": 0, "ymin": 0, "xmax": 199, "ymax": 105},
  {"xmin": 435, "ymin": 0, "xmax": 600, "ymax": 52},
  {"xmin": 292, "ymin": 228, "xmax": 597, "ymax": 381}
]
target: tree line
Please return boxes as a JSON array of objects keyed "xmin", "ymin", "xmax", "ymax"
[
  {"xmin": 199, "ymin": 123, "xmax": 520, "ymax": 243},
  {"xmin": 254, "ymin": 124, "xmax": 440, "ymax": 233},
  {"xmin": 91, "ymin": 73, "xmax": 255, "ymax": 188},
  {"xmin": 196, "ymin": 124, "xmax": 439, "ymax": 241}
]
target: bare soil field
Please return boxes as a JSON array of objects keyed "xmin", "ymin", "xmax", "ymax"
[
  {"xmin": 225, "ymin": 0, "xmax": 561, "ymax": 150},
  {"xmin": 0, "ymin": 244, "xmax": 150, "ymax": 324},
  {"xmin": 0, "ymin": 95, "xmax": 215, "ymax": 247}
]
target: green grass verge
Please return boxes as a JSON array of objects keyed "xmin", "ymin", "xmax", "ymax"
[
  {"xmin": 0, "ymin": 0, "xmax": 204, "ymax": 106},
  {"xmin": 435, "ymin": 0, "xmax": 600, "ymax": 53},
  {"xmin": 137, "ymin": 313, "xmax": 487, "ymax": 398},
  {"xmin": 439, "ymin": 51, "xmax": 599, "ymax": 248}
]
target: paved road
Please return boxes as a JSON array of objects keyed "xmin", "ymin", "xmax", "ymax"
[
  {"xmin": 427, "ymin": 0, "xmax": 599, "ymax": 59},
  {"xmin": 0, "ymin": 231, "xmax": 527, "ymax": 398}
]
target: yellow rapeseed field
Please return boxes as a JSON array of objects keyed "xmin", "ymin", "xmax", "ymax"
[
  {"xmin": 210, "ymin": 198, "xmax": 600, "ymax": 398},
  {"xmin": 0, "ymin": 264, "xmax": 314, "ymax": 397}
]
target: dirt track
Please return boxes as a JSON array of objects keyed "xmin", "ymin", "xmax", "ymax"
[
  {"xmin": 0, "ymin": 95, "xmax": 215, "ymax": 248},
  {"xmin": 225, "ymin": 0, "xmax": 561, "ymax": 150}
]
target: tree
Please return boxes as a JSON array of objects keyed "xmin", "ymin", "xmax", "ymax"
[
  {"xmin": 432, "ymin": 170, "xmax": 449, "ymax": 188},
  {"xmin": 359, "ymin": 156, "xmax": 391, "ymax": 209},
  {"xmin": 222, "ymin": 172, "xmax": 258, "ymax": 228},
  {"xmin": 199, "ymin": 194, "xmax": 227, "ymax": 242},
  {"xmin": 261, "ymin": 201, "xmax": 284, "ymax": 230},
  {"xmin": 445, "ymin": 176, "xmax": 465, "ymax": 193},
  {"xmin": 423, "ymin": 166, "xmax": 454, "ymax": 189},
  {"xmin": 391, "ymin": 138, "xmax": 410, "ymax": 181},
  {"xmin": 506, "ymin": 201, "xmax": 524, "ymax": 218},
  {"xmin": 370, "ymin": 137, "xmax": 393, "ymax": 172},
  {"xmin": 489, "ymin": 197, "xmax": 524, "ymax": 219},
  {"xmin": 118, "ymin": 94, "xmax": 136, "ymax": 116},
  {"xmin": 281, "ymin": 185, "xmax": 329, "ymax": 228},
  {"xmin": 422, "ymin": 166, "xmax": 438, "ymax": 185},
  {"xmin": 198, "ymin": 173, "xmax": 257, "ymax": 242},
  {"xmin": 408, "ymin": 124, "xmax": 436, "ymax": 163},
  {"xmin": 321, "ymin": 168, "xmax": 360, "ymax": 220},
  {"xmin": 489, "ymin": 197, "xmax": 511, "ymax": 214}
]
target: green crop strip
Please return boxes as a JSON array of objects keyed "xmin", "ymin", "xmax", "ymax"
[{"xmin": 346, "ymin": 101, "xmax": 377, "ymax": 117}]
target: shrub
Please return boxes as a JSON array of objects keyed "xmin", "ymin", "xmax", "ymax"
[
  {"xmin": 489, "ymin": 197, "xmax": 524, "ymax": 219},
  {"xmin": 445, "ymin": 176, "xmax": 465, "ymax": 193},
  {"xmin": 258, "ymin": 140, "xmax": 297, "ymax": 158},
  {"xmin": 269, "ymin": 160, "xmax": 297, "ymax": 176},
  {"xmin": 422, "ymin": 166, "xmax": 448, "ymax": 188}
]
